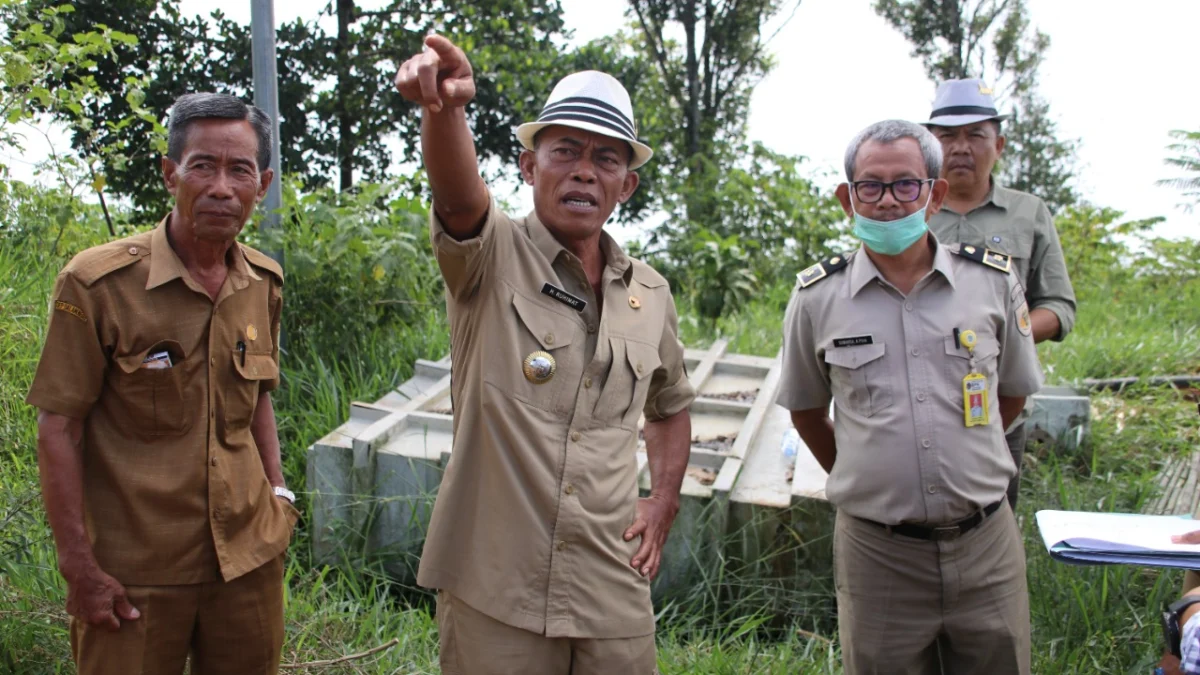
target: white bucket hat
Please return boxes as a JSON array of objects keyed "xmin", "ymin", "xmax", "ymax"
[
  {"xmin": 924, "ymin": 78, "xmax": 1010, "ymax": 128},
  {"xmin": 515, "ymin": 71, "xmax": 653, "ymax": 170}
]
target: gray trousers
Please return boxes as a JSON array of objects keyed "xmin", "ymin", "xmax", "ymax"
[{"xmin": 835, "ymin": 502, "xmax": 1031, "ymax": 675}]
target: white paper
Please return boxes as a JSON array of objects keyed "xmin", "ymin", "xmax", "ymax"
[{"xmin": 1036, "ymin": 509, "xmax": 1200, "ymax": 554}]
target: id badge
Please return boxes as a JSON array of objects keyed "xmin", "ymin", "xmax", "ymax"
[{"xmin": 962, "ymin": 372, "xmax": 989, "ymax": 427}]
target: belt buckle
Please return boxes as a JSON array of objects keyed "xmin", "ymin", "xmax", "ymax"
[{"xmin": 930, "ymin": 525, "xmax": 962, "ymax": 541}]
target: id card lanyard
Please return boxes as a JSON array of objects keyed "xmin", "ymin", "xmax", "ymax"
[{"xmin": 958, "ymin": 329, "xmax": 988, "ymax": 427}]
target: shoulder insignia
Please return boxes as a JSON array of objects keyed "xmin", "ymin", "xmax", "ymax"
[
  {"xmin": 796, "ymin": 253, "xmax": 850, "ymax": 289},
  {"xmin": 68, "ymin": 233, "xmax": 153, "ymax": 287},
  {"xmin": 954, "ymin": 244, "xmax": 1011, "ymax": 273},
  {"xmin": 241, "ymin": 245, "xmax": 284, "ymax": 284}
]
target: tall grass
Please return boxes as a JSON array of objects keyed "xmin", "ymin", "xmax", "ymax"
[{"xmin": 2, "ymin": 197, "xmax": 1200, "ymax": 672}]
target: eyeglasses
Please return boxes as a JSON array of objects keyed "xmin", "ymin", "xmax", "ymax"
[{"xmin": 850, "ymin": 179, "xmax": 933, "ymax": 204}]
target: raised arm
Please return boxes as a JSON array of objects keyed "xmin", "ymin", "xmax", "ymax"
[{"xmin": 394, "ymin": 34, "xmax": 489, "ymax": 238}]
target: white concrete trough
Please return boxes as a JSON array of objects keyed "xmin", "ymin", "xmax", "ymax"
[{"xmin": 306, "ymin": 345, "xmax": 1091, "ymax": 604}]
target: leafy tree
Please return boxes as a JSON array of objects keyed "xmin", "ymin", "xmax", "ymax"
[
  {"xmin": 626, "ymin": 0, "xmax": 800, "ymax": 224},
  {"xmin": 1157, "ymin": 129, "xmax": 1200, "ymax": 210},
  {"xmin": 0, "ymin": 0, "xmax": 162, "ymax": 234},
  {"xmin": 26, "ymin": 0, "xmax": 572, "ymax": 218},
  {"xmin": 873, "ymin": 0, "xmax": 1078, "ymax": 213}
]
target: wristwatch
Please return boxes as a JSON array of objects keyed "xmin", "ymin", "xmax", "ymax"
[
  {"xmin": 1162, "ymin": 596, "xmax": 1200, "ymax": 658},
  {"xmin": 273, "ymin": 486, "xmax": 296, "ymax": 504}
]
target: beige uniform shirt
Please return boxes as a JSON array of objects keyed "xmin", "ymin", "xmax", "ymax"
[
  {"xmin": 928, "ymin": 181, "xmax": 1077, "ymax": 340},
  {"xmin": 776, "ymin": 237, "xmax": 1043, "ymax": 525},
  {"xmin": 26, "ymin": 219, "xmax": 297, "ymax": 585},
  {"xmin": 416, "ymin": 200, "xmax": 696, "ymax": 639}
]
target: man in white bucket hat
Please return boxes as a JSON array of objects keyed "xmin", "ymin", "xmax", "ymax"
[
  {"xmin": 924, "ymin": 78, "xmax": 1075, "ymax": 510},
  {"xmin": 394, "ymin": 35, "xmax": 695, "ymax": 674}
]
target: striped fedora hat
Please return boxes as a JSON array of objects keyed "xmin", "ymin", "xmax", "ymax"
[
  {"xmin": 924, "ymin": 78, "xmax": 1010, "ymax": 128},
  {"xmin": 516, "ymin": 71, "xmax": 653, "ymax": 170}
]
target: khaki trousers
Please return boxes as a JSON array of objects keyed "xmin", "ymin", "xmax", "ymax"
[
  {"xmin": 436, "ymin": 591, "xmax": 657, "ymax": 675},
  {"xmin": 834, "ymin": 502, "xmax": 1030, "ymax": 675},
  {"xmin": 70, "ymin": 555, "xmax": 285, "ymax": 675}
]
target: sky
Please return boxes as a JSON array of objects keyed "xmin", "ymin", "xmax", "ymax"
[{"xmin": 11, "ymin": 0, "xmax": 1198, "ymax": 240}]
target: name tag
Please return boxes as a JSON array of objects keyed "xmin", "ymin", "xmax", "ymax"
[
  {"xmin": 541, "ymin": 282, "xmax": 587, "ymax": 312},
  {"xmin": 832, "ymin": 335, "xmax": 873, "ymax": 348}
]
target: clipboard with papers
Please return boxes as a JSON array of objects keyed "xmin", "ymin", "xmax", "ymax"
[{"xmin": 1035, "ymin": 510, "xmax": 1200, "ymax": 568}]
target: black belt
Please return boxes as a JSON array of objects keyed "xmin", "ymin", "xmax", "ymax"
[{"xmin": 859, "ymin": 500, "xmax": 1004, "ymax": 541}]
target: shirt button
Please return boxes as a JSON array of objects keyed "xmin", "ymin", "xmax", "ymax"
[
  {"xmin": 916, "ymin": 393, "xmax": 926, "ymax": 402},
  {"xmin": 922, "ymin": 439, "xmax": 932, "ymax": 448},
  {"xmin": 556, "ymin": 541, "xmax": 568, "ymax": 551},
  {"xmin": 910, "ymin": 347, "xmax": 920, "ymax": 356},
  {"xmin": 128, "ymin": 246, "xmax": 138, "ymax": 255},
  {"xmin": 210, "ymin": 357, "xmax": 216, "ymax": 367},
  {"xmin": 927, "ymin": 485, "xmax": 937, "ymax": 494},
  {"xmin": 210, "ymin": 457, "xmax": 217, "ymax": 466},
  {"xmin": 544, "ymin": 333, "xmax": 555, "ymax": 345},
  {"xmin": 588, "ymin": 323, "xmax": 597, "ymax": 333},
  {"xmin": 584, "ymin": 377, "xmax": 593, "ymax": 389},
  {"xmin": 636, "ymin": 362, "xmax": 644, "ymax": 375},
  {"xmin": 571, "ymin": 431, "xmax": 581, "ymax": 442},
  {"xmin": 564, "ymin": 484, "xmax": 575, "ymax": 495},
  {"xmin": 904, "ymin": 302, "xmax": 914, "ymax": 311}
]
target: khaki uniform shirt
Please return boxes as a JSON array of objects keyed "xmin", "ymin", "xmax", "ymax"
[
  {"xmin": 416, "ymin": 200, "xmax": 696, "ymax": 639},
  {"xmin": 26, "ymin": 218, "xmax": 297, "ymax": 585},
  {"xmin": 929, "ymin": 181, "xmax": 1077, "ymax": 340},
  {"xmin": 775, "ymin": 237, "xmax": 1043, "ymax": 525}
]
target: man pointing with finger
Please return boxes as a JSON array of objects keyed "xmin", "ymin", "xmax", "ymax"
[{"xmin": 394, "ymin": 36, "xmax": 695, "ymax": 674}]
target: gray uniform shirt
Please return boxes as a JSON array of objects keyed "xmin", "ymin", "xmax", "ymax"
[
  {"xmin": 776, "ymin": 238, "xmax": 1043, "ymax": 525},
  {"xmin": 928, "ymin": 181, "xmax": 1077, "ymax": 340}
]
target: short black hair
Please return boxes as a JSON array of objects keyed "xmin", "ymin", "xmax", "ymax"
[{"xmin": 167, "ymin": 93, "xmax": 271, "ymax": 170}]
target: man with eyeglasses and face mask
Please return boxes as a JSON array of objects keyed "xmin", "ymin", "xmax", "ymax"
[
  {"xmin": 924, "ymin": 79, "xmax": 1077, "ymax": 510},
  {"xmin": 776, "ymin": 119, "xmax": 1043, "ymax": 675}
]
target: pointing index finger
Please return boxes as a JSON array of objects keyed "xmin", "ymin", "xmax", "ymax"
[{"xmin": 424, "ymin": 34, "xmax": 460, "ymax": 62}]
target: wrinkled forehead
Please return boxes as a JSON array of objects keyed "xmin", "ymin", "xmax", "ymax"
[
  {"xmin": 929, "ymin": 120, "xmax": 1000, "ymax": 138},
  {"xmin": 853, "ymin": 138, "xmax": 928, "ymax": 180},
  {"xmin": 534, "ymin": 125, "xmax": 633, "ymax": 159},
  {"xmin": 179, "ymin": 118, "xmax": 260, "ymax": 161}
]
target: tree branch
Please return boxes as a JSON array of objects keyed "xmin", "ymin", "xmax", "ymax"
[
  {"xmin": 630, "ymin": 1, "xmax": 686, "ymax": 108},
  {"xmin": 280, "ymin": 638, "xmax": 400, "ymax": 669}
]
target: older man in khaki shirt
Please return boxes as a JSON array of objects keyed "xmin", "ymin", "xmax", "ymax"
[
  {"xmin": 27, "ymin": 93, "xmax": 297, "ymax": 675},
  {"xmin": 778, "ymin": 120, "xmax": 1043, "ymax": 675},
  {"xmin": 393, "ymin": 36, "xmax": 695, "ymax": 674},
  {"xmin": 925, "ymin": 78, "xmax": 1077, "ymax": 508}
]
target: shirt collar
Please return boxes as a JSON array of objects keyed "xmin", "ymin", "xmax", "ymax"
[
  {"xmin": 848, "ymin": 232, "xmax": 956, "ymax": 297},
  {"xmin": 146, "ymin": 215, "xmax": 261, "ymax": 292},
  {"xmin": 527, "ymin": 210, "xmax": 633, "ymax": 285},
  {"xmin": 982, "ymin": 179, "xmax": 1010, "ymax": 211}
]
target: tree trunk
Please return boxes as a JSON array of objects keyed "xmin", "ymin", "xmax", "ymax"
[{"xmin": 336, "ymin": 0, "xmax": 353, "ymax": 191}]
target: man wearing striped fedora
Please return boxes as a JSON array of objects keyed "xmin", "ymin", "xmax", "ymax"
[
  {"xmin": 394, "ymin": 35, "xmax": 695, "ymax": 674},
  {"xmin": 924, "ymin": 78, "xmax": 1076, "ymax": 509}
]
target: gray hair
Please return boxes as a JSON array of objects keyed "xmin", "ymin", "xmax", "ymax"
[
  {"xmin": 843, "ymin": 119, "xmax": 942, "ymax": 182},
  {"xmin": 167, "ymin": 93, "xmax": 272, "ymax": 171}
]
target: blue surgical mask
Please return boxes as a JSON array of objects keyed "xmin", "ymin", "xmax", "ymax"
[{"xmin": 850, "ymin": 188, "xmax": 933, "ymax": 256}]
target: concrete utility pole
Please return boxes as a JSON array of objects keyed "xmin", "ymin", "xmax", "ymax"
[{"xmin": 250, "ymin": 0, "xmax": 283, "ymax": 264}]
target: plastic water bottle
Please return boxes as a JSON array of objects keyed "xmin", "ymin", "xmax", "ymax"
[{"xmin": 780, "ymin": 428, "xmax": 800, "ymax": 461}]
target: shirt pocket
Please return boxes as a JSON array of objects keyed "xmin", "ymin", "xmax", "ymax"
[
  {"xmin": 942, "ymin": 334, "xmax": 1001, "ymax": 385},
  {"xmin": 985, "ymin": 229, "xmax": 1033, "ymax": 285},
  {"xmin": 823, "ymin": 343, "xmax": 892, "ymax": 417},
  {"xmin": 492, "ymin": 292, "xmax": 579, "ymax": 413},
  {"xmin": 596, "ymin": 338, "xmax": 662, "ymax": 429},
  {"xmin": 226, "ymin": 351, "xmax": 279, "ymax": 431},
  {"xmin": 112, "ymin": 339, "xmax": 191, "ymax": 437}
]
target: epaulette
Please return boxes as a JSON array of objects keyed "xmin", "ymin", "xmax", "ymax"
[
  {"xmin": 953, "ymin": 244, "xmax": 1011, "ymax": 273},
  {"xmin": 796, "ymin": 252, "xmax": 851, "ymax": 289},
  {"xmin": 67, "ymin": 235, "xmax": 152, "ymax": 287},
  {"xmin": 241, "ymin": 245, "xmax": 284, "ymax": 284}
]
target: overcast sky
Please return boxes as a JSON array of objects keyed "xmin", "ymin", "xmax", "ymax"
[{"xmin": 12, "ymin": 0, "xmax": 1198, "ymax": 241}]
